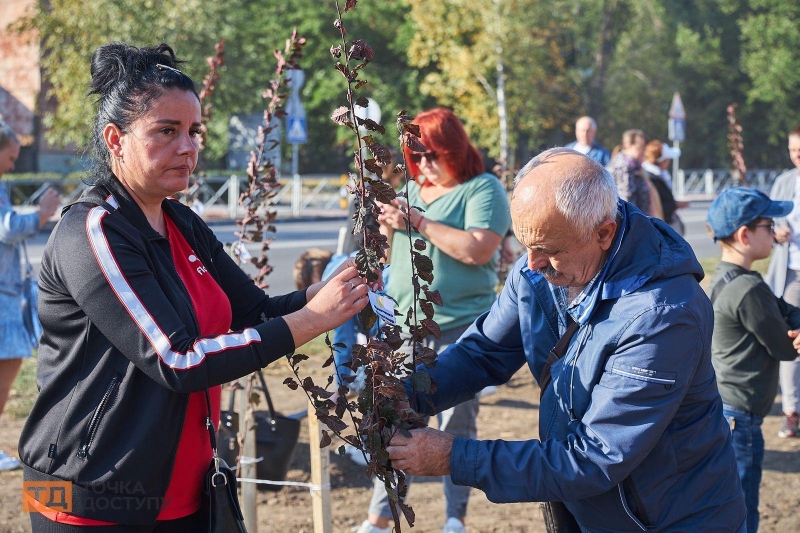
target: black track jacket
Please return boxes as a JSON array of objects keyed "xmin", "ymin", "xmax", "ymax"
[{"xmin": 19, "ymin": 177, "xmax": 306, "ymax": 524}]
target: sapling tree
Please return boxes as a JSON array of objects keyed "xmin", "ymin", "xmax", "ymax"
[
  {"xmin": 232, "ymin": 31, "xmax": 306, "ymax": 289},
  {"xmin": 181, "ymin": 38, "xmax": 225, "ymax": 209},
  {"xmin": 223, "ymin": 29, "xmax": 306, "ymax": 476},
  {"xmin": 727, "ymin": 103, "xmax": 748, "ymax": 187},
  {"xmin": 281, "ymin": 1, "xmax": 443, "ymax": 530}
]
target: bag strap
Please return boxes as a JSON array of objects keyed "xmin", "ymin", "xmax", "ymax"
[
  {"xmin": 539, "ymin": 319, "xmax": 580, "ymax": 401},
  {"xmin": 21, "ymin": 240, "xmax": 33, "ymax": 279},
  {"xmin": 710, "ymin": 269, "xmax": 744, "ymax": 305},
  {"xmin": 204, "ymin": 390, "xmax": 219, "ymax": 456},
  {"xmin": 254, "ymin": 370, "xmax": 277, "ymax": 424}
]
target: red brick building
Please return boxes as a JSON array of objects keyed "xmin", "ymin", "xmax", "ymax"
[{"xmin": 1, "ymin": 0, "xmax": 78, "ymax": 172}]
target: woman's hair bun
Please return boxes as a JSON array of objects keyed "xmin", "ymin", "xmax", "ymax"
[{"xmin": 88, "ymin": 42, "xmax": 182, "ymax": 98}]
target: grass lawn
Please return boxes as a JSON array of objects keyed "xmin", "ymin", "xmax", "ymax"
[{"xmin": 6, "ymin": 354, "xmax": 38, "ymax": 419}]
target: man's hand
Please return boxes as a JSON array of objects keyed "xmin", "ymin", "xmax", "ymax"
[
  {"xmin": 775, "ymin": 226, "xmax": 792, "ymax": 244},
  {"xmin": 386, "ymin": 427, "xmax": 454, "ymax": 476}
]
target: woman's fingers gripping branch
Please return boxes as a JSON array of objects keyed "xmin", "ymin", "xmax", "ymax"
[{"xmin": 284, "ymin": 266, "xmax": 370, "ymax": 348}]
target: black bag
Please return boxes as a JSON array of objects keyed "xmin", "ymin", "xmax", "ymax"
[
  {"xmin": 218, "ymin": 371, "xmax": 301, "ymax": 491},
  {"xmin": 203, "ymin": 391, "xmax": 247, "ymax": 533}
]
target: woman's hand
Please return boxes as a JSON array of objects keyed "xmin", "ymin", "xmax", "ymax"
[
  {"xmin": 36, "ymin": 188, "xmax": 62, "ymax": 227},
  {"xmin": 378, "ymin": 199, "xmax": 423, "ymax": 231},
  {"xmin": 306, "ymin": 257, "xmax": 382, "ymax": 300},
  {"xmin": 284, "ymin": 266, "xmax": 370, "ymax": 347}
]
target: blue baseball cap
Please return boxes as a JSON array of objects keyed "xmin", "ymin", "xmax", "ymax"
[{"xmin": 707, "ymin": 187, "xmax": 793, "ymax": 241}]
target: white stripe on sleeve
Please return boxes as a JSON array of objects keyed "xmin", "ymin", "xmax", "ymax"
[{"xmin": 85, "ymin": 204, "xmax": 261, "ymax": 370}]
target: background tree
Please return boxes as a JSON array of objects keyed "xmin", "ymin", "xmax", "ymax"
[
  {"xmin": 407, "ymin": 0, "xmax": 579, "ymax": 165},
  {"xmin": 13, "ymin": 0, "xmax": 800, "ymax": 173}
]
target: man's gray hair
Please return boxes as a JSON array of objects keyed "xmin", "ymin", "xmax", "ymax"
[
  {"xmin": 577, "ymin": 116, "xmax": 598, "ymax": 130},
  {"xmin": 514, "ymin": 147, "xmax": 618, "ymax": 240},
  {"xmin": 0, "ymin": 121, "xmax": 20, "ymax": 151}
]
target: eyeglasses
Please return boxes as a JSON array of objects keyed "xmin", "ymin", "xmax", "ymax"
[
  {"xmin": 752, "ymin": 222, "xmax": 775, "ymax": 232},
  {"xmin": 409, "ymin": 150, "xmax": 438, "ymax": 164}
]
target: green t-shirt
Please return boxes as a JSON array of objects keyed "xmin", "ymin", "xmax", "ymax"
[{"xmin": 385, "ymin": 173, "xmax": 511, "ymax": 331}]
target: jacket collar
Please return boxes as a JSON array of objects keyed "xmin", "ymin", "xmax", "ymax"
[
  {"xmin": 521, "ymin": 200, "xmax": 700, "ymax": 325},
  {"xmin": 76, "ymin": 174, "xmax": 195, "ymax": 241}
]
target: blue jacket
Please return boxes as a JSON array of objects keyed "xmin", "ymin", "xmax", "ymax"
[
  {"xmin": 410, "ymin": 201, "xmax": 746, "ymax": 532},
  {"xmin": 0, "ymin": 183, "xmax": 40, "ymax": 296},
  {"xmin": 565, "ymin": 141, "xmax": 611, "ymax": 166}
]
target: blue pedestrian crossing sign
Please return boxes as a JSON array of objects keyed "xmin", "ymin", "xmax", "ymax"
[
  {"xmin": 287, "ymin": 116, "xmax": 307, "ymax": 144},
  {"xmin": 668, "ymin": 118, "xmax": 685, "ymax": 142}
]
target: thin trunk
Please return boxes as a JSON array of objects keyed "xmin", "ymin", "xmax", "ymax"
[{"xmin": 587, "ymin": 0, "xmax": 625, "ymax": 118}]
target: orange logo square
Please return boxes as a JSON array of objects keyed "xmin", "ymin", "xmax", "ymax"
[{"xmin": 22, "ymin": 481, "xmax": 72, "ymax": 513}]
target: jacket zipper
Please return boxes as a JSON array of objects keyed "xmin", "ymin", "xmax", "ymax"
[
  {"xmin": 77, "ymin": 375, "xmax": 120, "ymax": 459},
  {"xmin": 618, "ymin": 479, "xmax": 649, "ymax": 531}
]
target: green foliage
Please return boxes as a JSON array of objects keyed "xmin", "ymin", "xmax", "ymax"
[
  {"xmin": 6, "ymin": 355, "xmax": 38, "ymax": 419},
  {"xmin": 407, "ymin": 0, "xmax": 579, "ymax": 159},
  {"xmin": 13, "ymin": 0, "xmax": 800, "ymax": 173},
  {"xmin": 14, "ymin": 0, "xmax": 224, "ymax": 153}
]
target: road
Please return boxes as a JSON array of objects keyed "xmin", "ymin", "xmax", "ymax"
[
  {"xmin": 24, "ymin": 218, "xmax": 347, "ymax": 296},
  {"xmin": 24, "ymin": 201, "xmax": 717, "ymax": 297}
]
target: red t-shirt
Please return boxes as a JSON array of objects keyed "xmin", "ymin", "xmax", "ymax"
[{"xmin": 45, "ymin": 214, "xmax": 233, "ymax": 526}]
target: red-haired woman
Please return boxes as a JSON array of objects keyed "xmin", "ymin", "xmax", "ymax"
[{"xmin": 364, "ymin": 108, "xmax": 511, "ymax": 533}]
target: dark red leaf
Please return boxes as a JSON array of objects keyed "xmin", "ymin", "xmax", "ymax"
[
  {"xmin": 414, "ymin": 345, "xmax": 437, "ymax": 366},
  {"xmin": 401, "ymin": 133, "xmax": 427, "ymax": 152},
  {"xmin": 348, "ymin": 39, "xmax": 374, "ymax": 61},
  {"xmin": 354, "ymin": 80, "xmax": 368, "ymax": 90},
  {"xmin": 319, "ymin": 430, "xmax": 331, "ymax": 448},
  {"xmin": 331, "ymin": 106, "xmax": 350, "ymax": 125},
  {"xmin": 368, "ymin": 143, "xmax": 392, "ymax": 166},
  {"xmin": 283, "ymin": 377, "xmax": 299, "ymax": 390},
  {"xmin": 423, "ymin": 288, "xmax": 444, "ymax": 306},
  {"xmin": 364, "ymin": 158, "xmax": 383, "ymax": 176},
  {"xmin": 355, "ymin": 96, "xmax": 369, "ymax": 107},
  {"xmin": 344, "ymin": 0, "xmax": 358, "ymax": 12},
  {"xmin": 421, "ymin": 318, "xmax": 441, "ymax": 339},
  {"xmin": 357, "ymin": 117, "xmax": 385, "ymax": 134},
  {"xmin": 370, "ymin": 180, "xmax": 397, "ymax": 204}
]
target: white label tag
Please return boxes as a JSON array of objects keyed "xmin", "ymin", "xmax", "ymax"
[
  {"xmin": 231, "ymin": 242, "xmax": 252, "ymax": 263},
  {"xmin": 368, "ymin": 290, "xmax": 396, "ymax": 326}
]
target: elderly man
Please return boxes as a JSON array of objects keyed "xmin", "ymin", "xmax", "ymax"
[
  {"xmin": 565, "ymin": 116, "xmax": 611, "ymax": 166},
  {"xmin": 388, "ymin": 149, "xmax": 746, "ymax": 532}
]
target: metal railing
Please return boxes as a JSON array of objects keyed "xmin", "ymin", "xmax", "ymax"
[
  {"xmin": 7, "ymin": 168, "xmax": 794, "ymax": 214},
  {"xmin": 675, "ymin": 168, "xmax": 789, "ymax": 198},
  {"xmin": 6, "ymin": 173, "xmax": 349, "ymax": 218}
]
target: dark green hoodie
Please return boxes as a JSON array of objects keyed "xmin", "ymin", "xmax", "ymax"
[{"xmin": 709, "ymin": 261, "xmax": 800, "ymax": 416}]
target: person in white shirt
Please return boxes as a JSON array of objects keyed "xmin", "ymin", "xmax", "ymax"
[
  {"xmin": 565, "ymin": 116, "xmax": 611, "ymax": 166},
  {"xmin": 765, "ymin": 125, "xmax": 800, "ymax": 438}
]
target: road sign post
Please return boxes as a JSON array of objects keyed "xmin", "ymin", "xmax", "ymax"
[
  {"xmin": 668, "ymin": 92, "xmax": 686, "ymax": 194},
  {"xmin": 285, "ymin": 69, "xmax": 307, "ymax": 216}
]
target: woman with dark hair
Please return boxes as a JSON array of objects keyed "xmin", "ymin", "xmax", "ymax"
[
  {"xmin": 18, "ymin": 42, "xmax": 369, "ymax": 532},
  {"xmin": 358, "ymin": 108, "xmax": 511, "ymax": 533}
]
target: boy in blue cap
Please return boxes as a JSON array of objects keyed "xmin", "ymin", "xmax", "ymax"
[{"xmin": 707, "ymin": 187, "xmax": 800, "ymax": 532}]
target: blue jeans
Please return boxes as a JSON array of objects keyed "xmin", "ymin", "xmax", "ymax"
[{"xmin": 724, "ymin": 405, "xmax": 763, "ymax": 533}]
